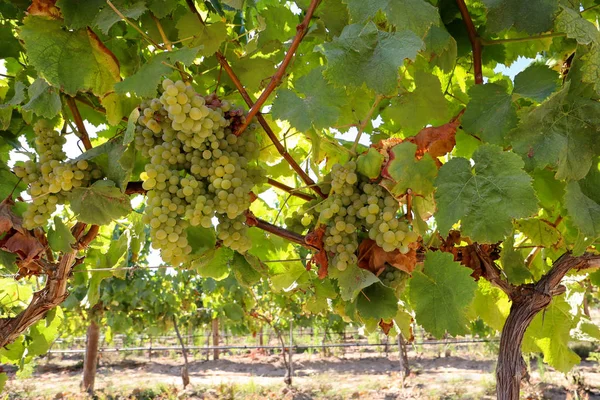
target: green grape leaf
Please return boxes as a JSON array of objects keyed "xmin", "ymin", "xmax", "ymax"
[
  {"xmin": 408, "ymin": 251, "xmax": 477, "ymax": 338},
  {"xmin": 322, "ymin": 22, "xmax": 424, "ymax": 95},
  {"xmin": 85, "ymin": 232, "xmax": 129, "ymax": 305},
  {"xmin": 256, "ymin": 6, "xmax": 297, "ymax": 47},
  {"xmin": 481, "ymin": 0, "xmax": 558, "ymax": 35},
  {"xmin": 423, "ymin": 25, "xmax": 457, "ymax": 72},
  {"xmin": 555, "ymin": 6, "xmax": 600, "ymax": 45},
  {"xmin": 271, "ymin": 67, "xmax": 347, "ymax": 132},
  {"xmin": 94, "ymin": 1, "xmax": 147, "ymax": 34},
  {"xmin": 510, "ymin": 81, "xmax": 600, "ymax": 180},
  {"xmin": 232, "ymin": 253, "xmax": 262, "ymax": 287},
  {"xmin": 0, "ymin": 373, "xmax": 6, "ymax": 393},
  {"xmin": 461, "ymin": 83, "xmax": 516, "ymax": 145},
  {"xmin": 56, "ymin": 0, "xmax": 104, "ymax": 29},
  {"xmin": 582, "ymin": 44, "xmax": 600, "ymax": 95},
  {"xmin": 501, "ymin": 234, "xmax": 532, "ymax": 284},
  {"xmin": 147, "ymin": 0, "xmax": 179, "ymax": 18},
  {"xmin": 305, "ymin": 279, "xmax": 338, "ymax": 314},
  {"xmin": 28, "ymin": 307, "xmax": 63, "ymax": 357},
  {"xmin": 393, "ymin": 308, "xmax": 414, "ymax": 339},
  {"xmin": 330, "ymin": 263, "xmax": 379, "ymax": 301},
  {"xmin": 100, "ymin": 92, "xmax": 140, "ymax": 126},
  {"xmin": 0, "ymin": 250, "xmax": 17, "ymax": 274},
  {"xmin": 382, "ymin": 70, "xmax": 450, "ymax": 135},
  {"xmin": 186, "ymin": 226, "xmax": 216, "ymax": 256},
  {"xmin": 564, "ymin": 181, "xmax": 600, "ymax": 238},
  {"xmin": 318, "ymin": 0, "xmax": 349, "ymax": 37},
  {"xmin": 176, "ymin": 15, "xmax": 227, "ymax": 56},
  {"xmin": 434, "ymin": 145, "xmax": 538, "ymax": 242},
  {"xmin": 532, "ymin": 169, "xmax": 565, "ymax": 213},
  {"xmin": 69, "ymin": 180, "xmax": 132, "ymax": 225},
  {"xmin": 269, "ymin": 260, "xmax": 309, "ymax": 291},
  {"xmin": 73, "ymin": 139, "xmax": 131, "ymax": 190},
  {"xmin": 344, "ymin": 0, "xmax": 439, "ymax": 37},
  {"xmin": 355, "ymin": 282, "xmax": 398, "ymax": 320},
  {"xmin": 382, "ymin": 142, "xmax": 437, "ymax": 197},
  {"xmin": 0, "ymin": 163, "xmax": 27, "ymax": 200},
  {"xmin": 124, "ymin": 107, "xmax": 140, "ymax": 144},
  {"xmin": 471, "ymin": 280, "xmax": 509, "ymax": 332},
  {"xmin": 357, "ymin": 147, "xmax": 384, "ymax": 179},
  {"xmin": 516, "ymin": 218, "xmax": 561, "ymax": 247},
  {"xmin": 222, "ymin": 303, "xmax": 244, "ymax": 321},
  {"xmin": 115, "ymin": 47, "xmax": 199, "ymax": 98},
  {"xmin": 21, "ymin": 79, "xmax": 61, "ymax": 119},
  {"xmin": 193, "ymin": 246, "xmax": 233, "ymax": 280},
  {"xmin": 47, "ymin": 217, "xmax": 76, "ymax": 253},
  {"xmin": 513, "ymin": 64, "xmax": 559, "ymax": 102},
  {"xmin": 19, "ymin": 16, "xmax": 121, "ymax": 96},
  {"xmin": 523, "ymin": 295, "xmax": 580, "ymax": 372}
]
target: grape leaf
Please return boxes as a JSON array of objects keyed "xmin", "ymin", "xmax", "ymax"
[
  {"xmin": 344, "ymin": 0, "xmax": 439, "ymax": 37},
  {"xmin": 581, "ymin": 44, "xmax": 600, "ymax": 95},
  {"xmin": 68, "ymin": 180, "xmax": 132, "ymax": 225},
  {"xmin": 564, "ymin": 181, "xmax": 600, "ymax": 238},
  {"xmin": 85, "ymin": 232, "xmax": 129, "ymax": 305},
  {"xmin": 408, "ymin": 251, "xmax": 477, "ymax": 338},
  {"xmin": 461, "ymin": 83, "xmax": 516, "ymax": 145},
  {"xmin": 357, "ymin": 147, "xmax": 384, "ymax": 179},
  {"xmin": 555, "ymin": 6, "xmax": 600, "ymax": 45},
  {"xmin": 147, "ymin": 0, "xmax": 179, "ymax": 18},
  {"xmin": 329, "ymin": 263, "xmax": 379, "ymax": 301},
  {"xmin": 56, "ymin": 0, "xmax": 104, "ymax": 29},
  {"xmin": 255, "ymin": 5, "xmax": 297, "ymax": 47},
  {"xmin": 271, "ymin": 67, "xmax": 347, "ymax": 132},
  {"xmin": 501, "ymin": 234, "xmax": 532, "ymax": 284},
  {"xmin": 423, "ymin": 25, "xmax": 458, "ymax": 73},
  {"xmin": 28, "ymin": 307, "xmax": 63, "ymax": 357},
  {"xmin": 232, "ymin": 253, "xmax": 262, "ymax": 288},
  {"xmin": 516, "ymin": 218, "xmax": 561, "ymax": 247},
  {"xmin": 434, "ymin": 144, "xmax": 538, "ymax": 243},
  {"xmin": 47, "ymin": 217, "xmax": 76, "ymax": 253},
  {"xmin": 510, "ymin": 85, "xmax": 600, "ymax": 180},
  {"xmin": 186, "ymin": 225, "xmax": 216, "ymax": 255},
  {"xmin": 0, "ymin": 373, "xmax": 6, "ymax": 393},
  {"xmin": 19, "ymin": 16, "xmax": 120, "ymax": 96},
  {"xmin": 523, "ymin": 295, "xmax": 580, "ymax": 373},
  {"xmin": 381, "ymin": 70, "xmax": 450, "ymax": 136},
  {"xmin": 21, "ymin": 79, "xmax": 61, "ymax": 119},
  {"xmin": 481, "ymin": 0, "xmax": 558, "ymax": 35},
  {"xmin": 100, "ymin": 92, "xmax": 139, "ymax": 126},
  {"xmin": 176, "ymin": 15, "xmax": 227, "ymax": 56},
  {"xmin": 115, "ymin": 47, "xmax": 199, "ymax": 98},
  {"xmin": 322, "ymin": 22, "xmax": 424, "ymax": 95},
  {"xmin": 222, "ymin": 303, "xmax": 244, "ymax": 321},
  {"xmin": 355, "ymin": 282, "xmax": 398, "ymax": 320},
  {"xmin": 124, "ymin": 108, "xmax": 140, "ymax": 144},
  {"xmin": 318, "ymin": 0, "xmax": 349, "ymax": 37},
  {"xmin": 193, "ymin": 246, "xmax": 233, "ymax": 280},
  {"xmin": 94, "ymin": 1, "xmax": 147, "ymax": 34},
  {"xmin": 471, "ymin": 280, "xmax": 509, "ymax": 332},
  {"xmin": 513, "ymin": 64, "xmax": 559, "ymax": 102},
  {"xmin": 382, "ymin": 142, "xmax": 437, "ymax": 196}
]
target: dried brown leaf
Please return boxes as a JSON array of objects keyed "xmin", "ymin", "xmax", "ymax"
[
  {"xmin": 358, "ymin": 239, "xmax": 417, "ymax": 275},
  {"xmin": 0, "ymin": 196, "xmax": 24, "ymax": 235},
  {"xmin": 27, "ymin": 0, "xmax": 61, "ymax": 18}
]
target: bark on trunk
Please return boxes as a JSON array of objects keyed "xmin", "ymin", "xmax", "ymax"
[
  {"xmin": 81, "ymin": 320, "xmax": 100, "ymax": 394},
  {"xmin": 212, "ymin": 318, "xmax": 219, "ymax": 360},
  {"xmin": 173, "ymin": 317, "xmax": 190, "ymax": 387},
  {"xmin": 496, "ymin": 253, "xmax": 600, "ymax": 399}
]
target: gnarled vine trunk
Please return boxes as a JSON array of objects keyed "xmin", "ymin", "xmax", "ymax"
[
  {"xmin": 495, "ymin": 253, "xmax": 600, "ymax": 400},
  {"xmin": 81, "ymin": 320, "xmax": 100, "ymax": 394}
]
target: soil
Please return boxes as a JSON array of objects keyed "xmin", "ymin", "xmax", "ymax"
[{"xmin": 4, "ymin": 348, "xmax": 600, "ymax": 399}]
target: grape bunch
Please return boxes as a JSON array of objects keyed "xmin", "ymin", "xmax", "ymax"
[
  {"xmin": 14, "ymin": 120, "xmax": 102, "ymax": 229},
  {"xmin": 287, "ymin": 160, "xmax": 419, "ymax": 272},
  {"xmin": 135, "ymin": 79, "xmax": 264, "ymax": 265},
  {"xmin": 379, "ymin": 265, "xmax": 410, "ymax": 292}
]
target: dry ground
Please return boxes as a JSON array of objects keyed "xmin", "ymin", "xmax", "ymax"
[{"xmin": 4, "ymin": 346, "xmax": 600, "ymax": 399}]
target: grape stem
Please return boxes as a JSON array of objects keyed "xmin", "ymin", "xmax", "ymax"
[
  {"xmin": 65, "ymin": 97, "xmax": 93, "ymax": 150},
  {"xmin": 151, "ymin": 13, "xmax": 188, "ymax": 82},
  {"xmin": 267, "ymin": 178, "xmax": 315, "ymax": 201},
  {"xmin": 455, "ymin": 0, "xmax": 483, "ymax": 84},
  {"xmin": 245, "ymin": 211, "xmax": 319, "ymax": 251},
  {"xmin": 234, "ymin": 0, "xmax": 323, "ymax": 136},
  {"xmin": 186, "ymin": 0, "xmax": 326, "ymax": 198},
  {"xmin": 213, "ymin": 52, "xmax": 326, "ymax": 199}
]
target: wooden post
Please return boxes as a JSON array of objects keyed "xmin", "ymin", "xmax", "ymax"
[
  {"xmin": 398, "ymin": 333, "xmax": 410, "ymax": 387},
  {"xmin": 212, "ymin": 318, "xmax": 219, "ymax": 360},
  {"xmin": 288, "ymin": 320, "xmax": 293, "ymax": 385},
  {"xmin": 81, "ymin": 320, "xmax": 100, "ymax": 394}
]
